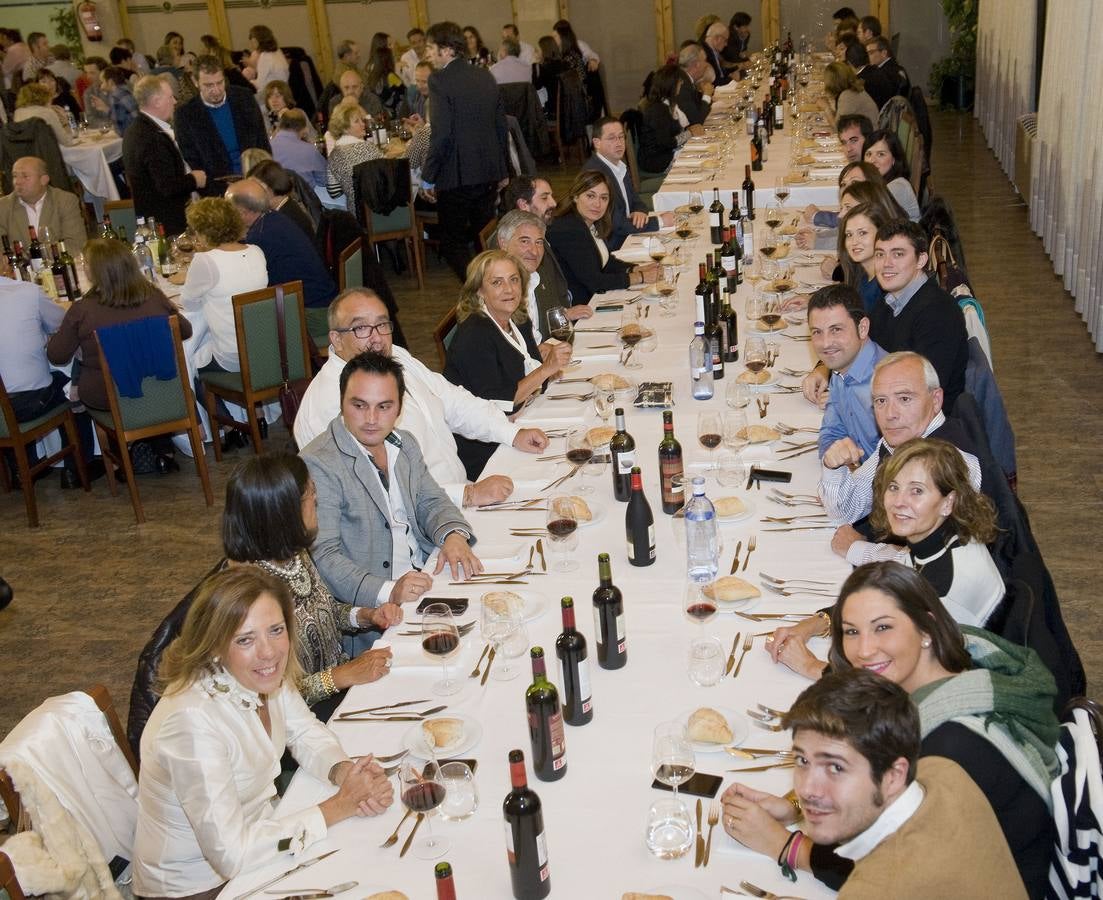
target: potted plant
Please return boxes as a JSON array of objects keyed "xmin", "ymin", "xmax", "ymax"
[{"xmin": 929, "ymin": 0, "xmax": 977, "ymax": 109}]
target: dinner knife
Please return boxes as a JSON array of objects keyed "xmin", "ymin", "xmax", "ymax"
[
  {"xmin": 694, "ymin": 798, "xmax": 705, "ymax": 867},
  {"xmin": 338, "ymin": 699, "xmax": 431, "ymax": 716},
  {"xmin": 724, "ymin": 632, "xmax": 742, "ymax": 676},
  {"xmin": 232, "ymin": 849, "xmax": 339, "ymax": 900},
  {"xmin": 480, "ymin": 647, "xmax": 497, "ymax": 685},
  {"xmin": 730, "ymin": 541, "xmax": 742, "ymax": 575},
  {"xmin": 399, "ymin": 813, "xmax": 424, "ymax": 858},
  {"xmin": 536, "ymin": 539, "xmax": 547, "ymax": 571}
]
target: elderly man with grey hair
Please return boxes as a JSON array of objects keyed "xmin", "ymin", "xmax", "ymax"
[
  {"xmin": 674, "ymin": 41, "xmax": 714, "ymax": 126},
  {"xmin": 495, "ymin": 209, "xmax": 592, "ymax": 344},
  {"xmin": 818, "ymin": 350, "xmax": 982, "ymax": 564}
]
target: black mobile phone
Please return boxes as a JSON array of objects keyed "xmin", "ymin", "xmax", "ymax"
[
  {"xmin": 651, "ymin": 771, "xmax": 723, "ymax": 799},
  {"xmin": 749, "ymin": 466, "xmax": 793, "ymax": 484},
  {"xmin": 417, "ymin": 597, "xmax": 469, "ymax": 616},
  {"xmin": 425, "ymin": 758, "xmax": 478, "ymax": 776}
]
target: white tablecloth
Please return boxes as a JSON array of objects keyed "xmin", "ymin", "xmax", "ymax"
[
  {"xmin": 219, "ymin": 221, "xmax": 845, "ymax": 899},
  {"xmin": 60, "ymin": 133, "xmax": 122, "ymax": 202}
]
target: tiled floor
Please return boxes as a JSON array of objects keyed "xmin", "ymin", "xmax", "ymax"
[{"xmin": 1, "ymin": 110, "xmax": 1100, "ymax": 737}]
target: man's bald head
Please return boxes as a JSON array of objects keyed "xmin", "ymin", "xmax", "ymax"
[
  {"xmin": 11, "ymin": 156, "xmax": 49, "ymax": 203},
  {"xmin": 225, "ymin": 177, "xmax": 270, "ymax": 225},
  {"xmin": 327, "ymin": 288, "xmax": 393, "ymax": 361}
]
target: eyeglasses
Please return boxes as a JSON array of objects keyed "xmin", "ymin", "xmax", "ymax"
[{"xmin": 333, "ymin": 321, "xmax": 394, "ymax": 338}]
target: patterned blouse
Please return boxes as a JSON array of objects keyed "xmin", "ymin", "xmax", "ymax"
[
  {"xmin": 326, "ymin": 136, "xmax": 384, "ymax": 213},
  {"xmin": 251, "ymin": 552, "xmax": 360, "ymax": 706}
]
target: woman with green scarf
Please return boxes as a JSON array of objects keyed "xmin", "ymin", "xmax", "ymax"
[{"xmin": 720, "ymin": 561, "xmax": 1059, "ymax": 898}]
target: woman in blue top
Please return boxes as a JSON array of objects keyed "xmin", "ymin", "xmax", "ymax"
[{"xmin": 836, "ymin": 202, "xmax": 892, "ymax": 313}]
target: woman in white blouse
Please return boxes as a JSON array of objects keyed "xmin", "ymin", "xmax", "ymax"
[
  {"xmin": 180, "ymin": 197, "xmax": 269, "ymax": 373},
  {"xmin": 245, "ymin": 25, "xmax": 289, "ymax": 98},
  {"xmin": 133, "ymin": 567, "xmax": 393, "ymax": 899}
]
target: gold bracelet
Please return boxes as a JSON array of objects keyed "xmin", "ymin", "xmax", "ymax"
[
  {"xmin": 817, "ymin": 610, "xmax": 832, "ymax": 637},
  {"xmin": 320, "ymin": 667, "xmax": 337, "ymax": 696}
]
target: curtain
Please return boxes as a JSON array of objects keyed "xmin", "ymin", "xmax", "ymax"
[
  {"xmin": 1030, "ymin": 0, "xmax": 1103, "ymax": 349},
  {"xmin": 974, "ymin": 0, "xmax": 1037, "ymax": 177}
]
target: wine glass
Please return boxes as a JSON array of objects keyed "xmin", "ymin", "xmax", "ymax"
[
  {"xmin": 422, "ymin": 602, "xmax": 462, "ymax": 696},
  {"xmin": 581, "ymin": 425, "xmax": 608, "ymax": 488},
  {"xmin": 764, "ymin": 204, "xmax": 782, "ymax": 233},
  {"xmin": 683, "ymin": 580, "xmax": 717, "ymax": 631},
  {"xmin": 687, "ymin": 635, "xmax": 725, "ymax": 686},
  {"xmin": 774, "ymin": 176, "xmax": 791, "ymax": 207},
  {"xmin": 437, "ymin": 761, "xmax": 479, "ymax": 821},
  {"xmin": 398, "ymin": 759, "xmax": 449, "ymax": 859},
  {"xmin": 565, "ymin": 425, "xmax": 595, "ymax": 494},
  {"xmin": 674, "ymin": 213, "xmax": 693, "ymax": 242},
  {"xmin": 646, "ymin": 236, "xmax": 667, "ymax": 264},
  {"xmin": 593, "ymin": 389, "xmax": 614, "ymax": 424},
  {"xmin": 480, "ymin": 601, "xmax": 526, "ymax": 681},
  {"xmin": 651, "ymin": 721, "xmax": 696, "ymax": 802},
  {"xmin": 657, "ymin": 265, "xmax": 678, "ymax": 317},
  {"xmin": 545, "ymin": 493, "xmax": 579, "ymax": 572},
  {"xmin": 618, "ymin": 305, "xmax": 644, "ymax": 370},
  {"xmin": 760, "ymin": 295, "xmax": 782, "ymax": 333},
  {"xmin": 723, "ymin": 409, "xmax": 750, "ymax": 455},
  {"xmin": 744, "ymin": 337, "xmax": 768, "ymax": 375},
  {"xmin": 688, "ymin": 191, "xmax": 704, "ymax": 215},
  {"xmin": 697, "ymin": 411, "xmax": 722, "ymax": 472},
  {"xmin": 546, "ymin": 306, "xmax": 574, "ymax": 343}
]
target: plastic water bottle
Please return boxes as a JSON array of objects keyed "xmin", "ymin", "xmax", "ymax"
[
  {"xmin": 133, "ymin": 234, "xmax": 156, "ymax": 281},
  {"xmin": 690, "ymin": 322, "xmax": 714, "ymax": 400},
  {"xmin": 685, "ymin": 477, "xmax": 719, "ymax": 582}
]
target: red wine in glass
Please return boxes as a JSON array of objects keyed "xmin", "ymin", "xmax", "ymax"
[
  {"xmin": 547, "ymin": 518, "xmax": 578, "ymax": 539},
  {"xmin": 745, "ymin": 359, "xmax": 767, "ymax": 373},
  {"xmin": 403, "ymin": 781, "xmax": 446, "ymax": 813},
  {"xmin": 565, "ymin": 447, "xmax": 593, "ymax": 465},
  {"xmin": 685, "ymin": 601, "xmax": 718, "ymax": 621},
  {"xmin": 423, "ymin": 632, "xmax": 460, "ymax": 656},
  {"xmin": 698, "ymin": 433, "xmax": 722, "ymax": 450}
]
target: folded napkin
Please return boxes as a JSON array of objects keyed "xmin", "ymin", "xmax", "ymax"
[
  {"xmin": 664, "ymin": 174, "xmax": 703, "ymax": 184},
  {"xmin": 613, "ymin": 246, "xmax": 652, "ymax": 263}
]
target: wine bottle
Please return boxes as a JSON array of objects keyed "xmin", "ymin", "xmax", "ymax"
[
  {"xmin": 625, "ymin": 467, "xmax": 656, "ymax": 567},
  {"xmin": 592, "ymin": 553, "xmax": 627, "ymax": 668},
  {"xmin": 27, "ymin": 226, "xmax": 44, "ymax": 272},
  {"xmin": 525, "ymin": 647, "xmax": 566, "ymax": 781},
  {"xmin": 704, "ymin": 252, "xmax": 718, "ymax": 290},
  {"xmin": 716, "ymin": 289, "xmax": 731, "ymax": 367},
  {"xmin": 58, "ymin": 242, "xmax": 81, "ymax": 299},
  {"xmin": 741, "ymin": 206, "xmax": 755, "ymax": 258},
  {"xmin": 555, "ymin": 597, "xmax": 593, "ymax": 726},
  {"xmin": 750, "ymin": 131, "xmax": 763, "ymax": 172},
  {"xmin": 721, "ymin": 224, "xmax": 738, "ymax": 294},
  {"xmin": 49, "ymin": 243, "xmax": 74, "ymax": 300},
  {"xmin": 705, "ymin": 287, "xmax": 724, "ymax": 380},
  {"xmin": 722, "ymin": 292, "xmax": 739, "ymax": 362},
  {"xmin": 503, "ymin": 749, "xmax": 551, "ymax": 899},
  {"xmin": 435, "ymin": 862, "xmax": 457, "ymax": 900},
  {"xmin": 690, "ymin": 321, "xmax": 713, "ymax": 400},
  {"xmin": 658, "ymin": 410, "xmax": 684, "ymax": 514},
  {"xmin": 774, "ymin": 89, "xmax": 785, "ymax": 130},
  {"xmin": 759, "ymin": 121, "xmax": 770, "ymax": 161},
  {"xmin": 708, "ymin": 187, "xmax": 725, "ymax": 244},
  {"xmin": 11, "ymin": 241, "xmax": 30, "ymax": 281},
  {"xmin": 693, "ymin": 261, "xmax": 709, "ymax": 323},
  {"xmin": 609, "ymin": 407, "xmax": 636, "ymax": 502},
  {"xmin": 743, "ymin": 165, "xmax": 756, "ymax": 220},
  {"xmin": 100, "ymin": 213, "xmax": 115, "ymax": 240}
]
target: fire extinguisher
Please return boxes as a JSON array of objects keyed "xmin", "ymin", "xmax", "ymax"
[{"xmin": 78, "ymin": 0, "xmax": 104, "ymax": 41}]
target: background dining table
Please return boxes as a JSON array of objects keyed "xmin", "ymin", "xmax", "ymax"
[
  {"xmin": 219, "ymin": 212, "xmax": 848, "ymax": 899},
  {"xmin": 60, "ymin": 129, "xmax": 123, "ymax": 217}
]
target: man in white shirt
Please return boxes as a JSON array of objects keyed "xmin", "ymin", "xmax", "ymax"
[
  {"xmin": 490, "ymin": 39, "xmax": 533, "ymax": 85},
  {"xmin": 294, "ymin": 288, "xmax": 549, "ymax": 506},
  {"xmin": 501, "ymin": 24, "xmax": 536, "ymax": 66},
  {"xmin": 398, "ymin": 28, "xmax": 426, "ymax": 87},
  {"xmin": 0, "ymin": 156, "xmax": 87, "ymax": 253}
]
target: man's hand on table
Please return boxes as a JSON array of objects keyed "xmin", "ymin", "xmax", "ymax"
[
  {"xmin": 830, "ymin": 524, "xmax": 863, "ymax": 558},
  {"xmin": 721, "ymin": 783, "xmax": 795, "ymax": 857},
  {"xmin": 565, "ymin": 305, "xmax": 593, "ymax": 320},
  {"xmin": 801, "ymin": 204, "xmax": 820, "ymax": 224},
  {"xmin": 389, "ymin": 570, "xmax": 433, "ymax": 604},
  {"xmin": 630, "ymin": 211, "xmax": 649, "ymax": 229},
  {"xmin": 467, "ymin": 474, "xmax": 514, "ymax": 506},
  {"xmin": 794, "ymin": 225, "xmax": 815, "ymax": 250},
  {"xmin": 333, "ymin": 646, "xmax": 393, "ymax": 688},
  {"xmin": 822, "ymin": 437, "xmax": 863, "ymax": 470},
  {"xmin": 358, "ymin": 602, "xmax": 404, "ymax": 630},
  {"xmin": 434, "ymin": 533, "xmax": 483, "ymax": 580},
  {"xmin": 513, "ymin": 429, "xmax": 549, "ymax": 453},
  {"xmin": 801, "ymin": 365, "xmax": 829, "ymax": 407}
]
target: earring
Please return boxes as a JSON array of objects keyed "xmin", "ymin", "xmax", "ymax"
[{"xmin": 921, "ymin": 639, "xmax": 931, "ymax": 649}]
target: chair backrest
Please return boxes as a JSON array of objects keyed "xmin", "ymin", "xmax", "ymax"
[
  {"xmin": 94, "ymin": 315, "xmax": 192, "ymax": 432},
  {"xmin": 0, "ymin": 851, "xmax": 27, "ymax": 900},
  {"xmin": 338, "ymin": 237, "xmax": 363, "ymax": 290},
  {"xmin": 233, "ymin": 280, "xmax": 312, "ymax": 392},
  {"xmin": 352, "ymin": 157, "xmax": 412, "ymax": 226},
  {"xmin": 0, "ymin": 371, "xmax": 27, "ymax": 441},
  {"xmin": 0, "ymin": 117, "xmax": 74, "ymax": 194},
  {"xmin": 433, "ymin": 305, "xmax": 459, "ymax": 370},
  {"xmin": 103, "ymin": 199, "xmax": 137, "ymax": 241},
  {"xmin": 478, "ymin": 217, "xmax": 499, "ymax": 253}
]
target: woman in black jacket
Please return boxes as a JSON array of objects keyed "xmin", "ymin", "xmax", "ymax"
[
  {"xmin": 637, "ymin": 64, "xmax": 691, "ymax": 173},
  {"xmin": 545, "ymin": 170, "xmax": 659, "ymax": 305}
]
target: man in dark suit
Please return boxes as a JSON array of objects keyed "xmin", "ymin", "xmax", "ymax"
[
  {"xmin": 121, "ymin": 75, "xmax": 206, "ymax": 236},
  {"xmin": 701, "ymin": 21, "xmax": 733, "ymax": 87},
  {"xmin": 421, "ymin": 20, "xmax": 509, "ymax": 280},
  {"xmin": 846, "ymin": 41, "xmax": 893, "ymax": 112},
  {"xmin": 582, "ymin": 117, "xmax": 673, "ymax": 251},
  {"xmin": 866, "ymin": 36, "xmax": 910, "ymax": 99},
  {"xmin": 174, "ymin": 55, "xmax": 270, "ymax": 196},
  {"xmin": 674, "ymin": 42, "xmax": 714, "ymax": 127}
]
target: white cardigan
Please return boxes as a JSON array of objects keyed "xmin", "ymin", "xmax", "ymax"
[{"xmin": 133, "ymin": 672, "xmax": 347, "ymax": 898}]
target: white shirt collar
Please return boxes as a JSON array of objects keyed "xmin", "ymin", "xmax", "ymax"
[
  {"xmin": 142, "ymin": 110, "xmax": 177, "ymax": 139},
  {"xmin": 835, "ymin": 780, "xmax": 925, "ymax": 861},
  {"xmin": 335, "ymin": 133, "xmax": 363, "ymax": 147},
  {"xmin": 597, "ymin": 152, "xmax": 627, "ymax": 178},
  {"xmin": 18, "ymin": 192, "xmax": 46, "ymax": 224}
]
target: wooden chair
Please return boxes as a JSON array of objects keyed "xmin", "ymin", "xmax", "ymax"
[
  {"xmin": 102, "ymin": 199, "xmax": 137, "ymax": 241},
  {"xmin": 0, "ymin": 373, "xmax": 89, "ymax": 528},
  {"xmin": 433, "ymin": 305, "xmax": 459, "ymax": 369},
  {"xmin": 363, "ymin": 197, "xmax": 425, "ymax": 290},
  {"xmin": 415, "ymin": 207, "xmax": 441, "ymax": 263},
  {"xmin": 0, "ymin": 852, "xmax": 27, "ymax": 900},
  {"xmin": 90, "ymin": 315, "xmax": 212, "ymax": 524},
  {"xmin": 337, "ymin": 236, "xmax": 364, "ymax": 291},
  {"xmin": 199, "ymin": 281, "xmax": 312, "ymax": 461},
  {"xmin": 478, "ymin": 216, "xmax": 499, "ymax": 253}
]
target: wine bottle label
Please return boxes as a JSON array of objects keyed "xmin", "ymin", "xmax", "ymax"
[
  {"xmin": 536, "ymin": 830, "xmax": 550, "ymax": 880},
  {"xmin": 504, "ymin": 821, "xmax": 516, "ymax": 863},
  {"xmin": 709, "ymin": 212, "xmax": 721, "ymax": 227},
  {"xmin": 548, "ymin": 712, "xmax": 566, "ymax": 768},
  {"xmin": 592, "ymin": 606, "xmax": 602, "ymax": 645},
  {"xmin": 721, "ymin": 254, "xmax": 736, "ymax": 273},
  {"xmin": 627, "ymin": 527, "xmax": 655, "ymax": 561},
  {"xmin": 557, "ymin": 656, "xmax": 593, "ymax": 709},
  {"xmin": 615, "ymin": 449, "xmax": 636, "ymax": 474},
  {"xmin": 661, "ymin": 459, "xmax": 684, "ymax": 506}
]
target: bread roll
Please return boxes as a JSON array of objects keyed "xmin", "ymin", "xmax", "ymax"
[
  {"xmin": 591, "ymin": 373, "xmax": 631, "ymax": 391},
  {"xmin": 736, "ymin": 424, "xmax": 781, "ymax": 442},
  {"xmin": 714, "ymin": 496, "xmax": 746, "ymax": 517},
  {"xmin": 687, "ymin": 707, "xmax": 734, "ymax": 744},
  {"xmin": 366, "ymin": 893, "xmax": 409, "ymax": 900},
  {"xmin": 702, "ymin": 575, "xmax": 762, "ymax": 603},
  {"xmin": 770, "ymin": 278, "xmax": 795, "ymax": 293},
  {"xmin": 566, "ymin": 495, "xmax": 592, "ymax": 521},
  {"xmin": 483, "ymin": 590, "xmax": 525, "ymax": 616},
  {"xmin": 772, "ymin": 242, "xmax": 791, "ymax": 259},
  {"xmin": 622, "ymin": 894, "xmax": 674, "ymax": 900},
  {"xmin": 422, "ymin": 717, "xmax": 464, "ymax": 751},
  {"xmin": 586, "ymin": 426, "xmax": 616, "ymax": 447},
  {"xmin": 736, "ymin": 369, "xmax": 771, "ymax": 385}
]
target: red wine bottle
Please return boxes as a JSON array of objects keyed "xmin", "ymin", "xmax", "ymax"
[
  {"xmin": 708, "ymin": 187, "xmax": 725, "ymax": 244},
  {"xmin": 554, "ymin": 597, "xmax": 593, "ymax": 725},
  {"xmin": 435, "ymin": 862, "xmax": 457, "ymax": 900},
  {"xmin": 525, "ymin": 647, "xmax": 566, "ymax": 781},
  {"xmin": 592, "ymin": 553, "xmax": 627, "ymax": 668},
  {"xmin": 26, "ymin": 226, "xmax": 44, "ymax": 272},
  {"xmin": 743, "ymin": 165, "xmax": 756, "ymax": 218},
  {"xmin": 503, "ymin": 749, "xmax": 551, "ymax": 899},
  {"xmin": 722, "ymin": 292, "xmax": 739, "ymax": 362},
  {"xmin": 626, "ymin": 466, "xmax": 656, "ymax": 567},
  {"xmin": 658, "ymin": 411, "xmax": 684, "ymax": 514},
  {"xmin": 609, "ymin": 407, "xmax": 636, "ymax": 502}
]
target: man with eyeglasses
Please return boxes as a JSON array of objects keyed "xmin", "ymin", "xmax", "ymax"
[{"xmin": 294, "ymin": 288, "xmax": 549, "ymax": 507}]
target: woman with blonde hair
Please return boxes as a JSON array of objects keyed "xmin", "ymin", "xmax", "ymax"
[
  {"xmin": 444, "ymin": 250, "xmax": 573, "ymax": 476},
  {"xmin": 180, "ymin": 197, "xmax": 268, "ymax": 373},
  {"xmin": 325, "ymin": 99, "xmax": 382, "ymax": 211},
  {"xmin": 822, "ymin": 60, "xmax": 879, "ymax": 125},
  {"xmin": 133, "ymin": 567, "xmax": 394, "ymax": 899},
  {"xmin": 14, "ymin": 81, "xmax": 73, "ymax": 145}
]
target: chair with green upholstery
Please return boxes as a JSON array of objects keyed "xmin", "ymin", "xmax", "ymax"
[
  {"xmin": 355, "ymin": 158, "xmax": 425, "ymax": 290},
  {"xmin": 337, "ymin": 237, "xmax": 364, "ymax": 291},
  {"xmin": 199, "ymin": 281, "xmax": 312, "ymax": 461},
  {"xmin": 433, "ymin": 305, "xmax": 459, "ymax": 370},
  {"xmin": 0, "ymin": 373, "xmax": 88, "ymax": 528},
  {"xmin": 91, "ymin": 315, "xmax": 211, "ymax": 524},
  {"xmin": 103, "ymin": 199, "xmax": 137, "ymax": 242}
]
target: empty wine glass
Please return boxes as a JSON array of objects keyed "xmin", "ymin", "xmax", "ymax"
[
  {"xmin": 697, "ymin": 411, "xmax": 722, "ymax": 471},
  {"xmin": 658, "ymin": 264, "xmax": 678, "ymax": 316},
  {"xmin": 546, "ymin": 306, "xmax": 573, "ymax": 343},
  {"xmin": 565, "ymin": 425, "xmax": 595, "ymax": 494},
  {"xmin": 723, "ymin": 409, "xmax": 750, "ymax": 454},
  {"xmin": 652, "ymin": 721, "xmax": 696, "ymax": 802},
  {"xmin": 398, "ymin": 759, "xmax": 449, "ymax": 859},
  {"xmin": 422, "ymin": 602, "xmax": 462, "ymax": 696},
  {"xmin": 593, "ymin": 388, "xmax": 615, "ymax": 424},
  {"xmin": 481, "ymin": 601, "xmax": 526, "ymax": 681},
  {"xmin": 687, "ymin": 636, "xmax": 725, "ymax": 686},
  {"xmin": 437, "ymin": 761, "xmax": 479, "ymax": 821},
  {"xmin": 545, "ymin": 494, "xmax": 579, "ymax": 572}
]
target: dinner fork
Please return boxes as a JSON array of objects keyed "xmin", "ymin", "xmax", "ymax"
[
  {"xmin": 759, "ymin": 572, "xmax": 836, "ymax": 587},
  {"xmin": 732, "ymin": 633, "xmax": 754, "ymax": 678},
  {"xmin": 379, "ymin": 809, "xmax": 413, "ymax": 849},
  {"xmin": 769, "ymin": 489, "xmax": 823, "ymax": 504},
  {"xmin": 761, "ymin": 583, "xmax": 836, "ymax": 598},
  {"xmin": 703, "ymin": 798, "xmax": 720, "ymax": 865},
  {"xmin": 757, "ymin": 703, "xmax": 789, "ymax": 718},
  {"xmin": 751, "ymin": 719, "xmax": 786, "ymax": 732},
  {"xmin": 739, "ymin": 879, "xmax": 806, "ymax": 900},
  {"xmin": 544, "ymin": 391, "xmax": 595, "ymax": 401},
  {"xmin": 741, "ymin": 535, "xmax": 757, "ymax": 572},
  {"xmin": 779, "ymin": 367, "xmax": 810, "ymax": 378},
  {"xmin": 774, "ymin": 422, "xmax": 819, "ymax": 435}
]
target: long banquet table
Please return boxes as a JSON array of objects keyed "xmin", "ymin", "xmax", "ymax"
[{"xmin": 220, "ymin": 214, "xmax": 848, "ymax": 898}]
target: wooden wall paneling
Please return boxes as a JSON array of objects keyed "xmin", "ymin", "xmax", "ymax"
[
  {"xmin": 409, "ymin": 0, "xmax": 429, "ymax": 30},
  {"xmin": 654, "ymin": 0, "xmax": 673, "ymax": 67},
  {"xmin": 207, "ymin": 0, "xmax": 233, "ymax": 49},
  {"xmin": 873, "ymin": 0, "xmax": 890, "ymax": 37},
  {"xmin": 760, "ymin": 0, "xmax": 780, "ymax": 46},
  {"xmin": 426, "ymin": 0, "xmax": 508, "ymax": 50},
  {"xmin": 305, "ymin": 0, "xmax": 333, "ymax": 78},
  {"xmin": 671, "ymin": 0, "xmax": 721, "ymax": 45},
  {"xmin": 567, "ymin": 0, "xmax": 655, "ymax": 114}
]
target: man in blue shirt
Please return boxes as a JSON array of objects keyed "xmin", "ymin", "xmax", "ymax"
[{"xmin": 809, "ymin": 284, "xmax": 885, "ymax": 463}]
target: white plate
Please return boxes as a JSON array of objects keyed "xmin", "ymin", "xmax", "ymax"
[
  {"xmin": 478, "ymin": 588, "xmax": 548, "ymax": 623},
  {"xmin": 402, "ymin": 712, "xmax": 483, "ymax": 759},
  {"xmin": 715, "ymin": 496, "xmax": 757, "ymax": 524},
  {"xmin": 645, "ymin": 887, "xmax": 711, "ymax": 900},
  {"xmin": 571, "ymin": 497, "xmax": 607, "ymax": 528},
  {"xmin": 683, "ymin": 707, "xmax": 750, "ymax": 754},
  {"xmin": 733, "ymin": 369, "xmax": 778, "ymax": 386},
  {"xmin": 748, "ymin": 319, "xmax": 791, "ymax": 333}
]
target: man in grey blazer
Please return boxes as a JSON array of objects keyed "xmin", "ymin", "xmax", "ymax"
[
  {"xmin": 0, "ymin": 156, "xmax": 87, "ymax": 253},
  {"xmin": 302, "ymin": 351, "xmax": 483, "ymax": 656}
]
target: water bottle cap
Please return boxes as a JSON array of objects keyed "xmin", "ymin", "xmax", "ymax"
[{"xmin": 692, "ymin": 476, "xmax": 706, "ymax": 493}]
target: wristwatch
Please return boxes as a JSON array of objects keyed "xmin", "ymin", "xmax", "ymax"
[{"xmin": 439, "ymin": 527, "xmax": 472, "ymax": 546}]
